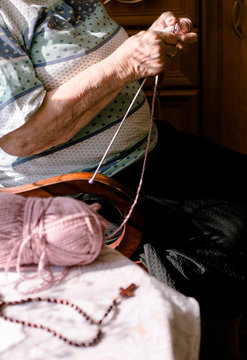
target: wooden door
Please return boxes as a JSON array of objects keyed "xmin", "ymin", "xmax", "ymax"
[
  {"xmin": 104, "ymin": 0, "xmax": 201, "ymax": 135},
  {"xmin": 104, "ymin": 0, "xmax": 199, "ymax": 29},
  {"xmin": 202, "ymin": 0, "xmax": 247, "ymax": 154}
]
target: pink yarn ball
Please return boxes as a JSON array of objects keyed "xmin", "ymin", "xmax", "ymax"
[{"xmin": 0, "ymin": 193, "xmax": 109, "ymax": 292}]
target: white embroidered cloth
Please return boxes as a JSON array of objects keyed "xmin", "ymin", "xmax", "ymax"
[{"xmin": 0, "ymin": 246, "xmax": 200, "ymax": 360}]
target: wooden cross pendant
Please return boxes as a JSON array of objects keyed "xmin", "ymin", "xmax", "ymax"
[{"xmin": 119, "ymin": 283, "xmax": 137, "ymax": 298}]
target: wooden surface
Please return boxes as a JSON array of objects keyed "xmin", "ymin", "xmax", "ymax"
[
  {"xmin": 202, "ymin": 0, "xmax": 247, "ymax": 154},
  {"xmin": 103, "ymin": 0, "xmax": 201, "ymax": 136},
  {"xmin": 106, "ymin": 0, "xmax": 247, "ymax": 153},
  {"xmin": 104, "ymin": 0, "xmax": 199, "ymax": 28},
  {"xmin": 0, "ymin": 172, "xmax": 143, "ymax": 259}
]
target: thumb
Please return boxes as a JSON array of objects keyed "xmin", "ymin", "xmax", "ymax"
[{"xmin": 149, "ymin": 11, "xmax": 177, "ymax": 32}]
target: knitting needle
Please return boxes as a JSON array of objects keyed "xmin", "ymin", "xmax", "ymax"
[{"xmin": 88, "ymin": 77, "xmax": 147, "ymax": 184}]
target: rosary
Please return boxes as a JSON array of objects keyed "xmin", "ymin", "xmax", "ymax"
[{"xmin": 0, "ymin": 283, "xmax": 137, "ymax": 347}]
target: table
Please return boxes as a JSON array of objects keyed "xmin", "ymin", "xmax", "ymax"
[{"xmin": 0, "ymin": 246, "xmax": 200, "ymax": 360}]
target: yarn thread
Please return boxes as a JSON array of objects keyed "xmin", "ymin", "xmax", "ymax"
[
  {"xmin": 0, "ymin": 18, "xmax": 193, "ymax": 294},
  {"xmin": 0, "ymin": 76, "xmax": 157, "ymax": 294},
  {"xmin": 0, "ymin": 193, "xmax": 108, "ymax": 293},
  {"xmin": 92, "ymin": 18, "xmax": 193, "ymax": 240}
]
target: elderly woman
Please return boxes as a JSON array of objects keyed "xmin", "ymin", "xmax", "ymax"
[
  {"xmin": 0, "ymin": 1, "xmax": 246, "ymax": 359},
  {"xmin": 0, "ymin": 0, "xmax": 195, "ymax": 185}
]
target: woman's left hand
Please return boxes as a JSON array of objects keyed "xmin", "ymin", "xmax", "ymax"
[{"xmin": 110, "ymin": 11, "xmax": 198, "ymax": 81}]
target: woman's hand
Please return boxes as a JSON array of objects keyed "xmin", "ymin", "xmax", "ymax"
[
  {"xmin": 0, "ymin": 11, "xmax": 197, "ymax": 157},
  {"xmin": 111, "ymin": 12, "xmax": 198, "ymax": 80}
]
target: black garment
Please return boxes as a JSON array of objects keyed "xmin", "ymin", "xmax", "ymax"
[{"xmin": 113, "ymin": 121, "xmax": 247, "ymax": 318}]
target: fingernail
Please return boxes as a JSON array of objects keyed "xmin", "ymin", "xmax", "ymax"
[
  {"xmin": 166, "ymin": 16, "xmax": 176, "ymax": 27},
  {"xmin": 177, "ymin": 18, "xmax": 192, "ymax": 33}
]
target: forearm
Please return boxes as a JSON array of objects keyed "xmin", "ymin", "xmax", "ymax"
[
  {"xmin": 0, "ymin": 12, "xmax": 197, "ymax": 157},
  {"xmin": 0, "ymin": 55, "xmax": 134, "ymax": 156}
]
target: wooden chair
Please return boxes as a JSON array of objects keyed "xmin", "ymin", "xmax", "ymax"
[{"xmin": 0, "ymin": 172, "xmax": 143, "ymax": 259}]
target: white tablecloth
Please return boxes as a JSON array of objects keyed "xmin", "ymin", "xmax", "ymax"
[{"xmin": 0, "ymin": 246, "xmax": 200, "ymax": 360}]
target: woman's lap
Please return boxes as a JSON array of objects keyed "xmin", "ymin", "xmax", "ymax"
[
  {"xmin": 113, "ymin": 121, "xmax": 247, "ymax": 317},
  {"xmin": 114, "ymin": 120, "xmax": 247, "ymax": 199}
]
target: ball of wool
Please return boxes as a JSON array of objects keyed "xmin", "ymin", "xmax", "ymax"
[{"xmin": 0, "ymin": 192, "xmax": 108, "ymax": 292}]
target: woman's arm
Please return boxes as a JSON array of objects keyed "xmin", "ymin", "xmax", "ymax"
[
  {"xmin": 0, "ymin": 57, "xmax": 133, "ymax": 156},
  {"xmin": 0, "ymin": 12, "xmax": 197, "ymax": 157}
]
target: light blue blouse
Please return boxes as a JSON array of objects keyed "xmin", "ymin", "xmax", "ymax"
[{"xmin": 0, "ymin": 0, "xmax": 157, "ymax": 187}]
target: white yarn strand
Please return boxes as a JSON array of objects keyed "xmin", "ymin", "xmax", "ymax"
[{"xmin": 88, "ymin": 77, "xmax": 147, "ymax": 184}]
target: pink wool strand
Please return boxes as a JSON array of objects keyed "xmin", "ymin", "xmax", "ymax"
[{"xmin": 0, "ymin": 193, "xmax": 108, "ymax": 293}]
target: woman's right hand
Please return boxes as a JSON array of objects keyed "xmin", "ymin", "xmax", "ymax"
[
  {"xmin": 111, "ymin": 11, "xmax": 197, "ymax": 81},
  {"xmin": 0, "ymin": 12, "xmax": 197, "ymax": 157}
]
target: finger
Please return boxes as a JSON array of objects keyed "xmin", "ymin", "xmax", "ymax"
[
  {"xmin": 177, "ymin": 18, "xmax": 193, "ymax": 34},
  {"xmin": 165, "ymin": 44, "xmax": 177, "ymax": 58},
  {"xmin": 150, "ymin": 29, "xmax": 178, "ymax": 47},
  {"xmin": 150, "ymin": 11, "xmax": 176, "ymax": 32},
  {"xmin": 157, "ymin": 11, "xmax": 176, "ymax": 28},
  {"xmin": 177, "ymin": 32, "xmax": 198, "ymax": 44},
  {"xmin": 176, "ymin": 42, "xmax": 184, "ymax": 51},
  {"xmin": 162, "ymin": 25, "xmax": 178, "ymax": 35},
  {"xmin": 164, "ymin": 12, "xmax": 177, "ymax": 27}
]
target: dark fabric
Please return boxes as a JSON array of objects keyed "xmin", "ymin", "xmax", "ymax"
[{"xmin": 113, "ymin": 121, "xmax": 247, "ymax": 318}]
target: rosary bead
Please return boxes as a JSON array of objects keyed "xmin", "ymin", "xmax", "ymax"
[{"xmin": 0, "ymin": 284, "xmax": 137, "ymax": 347}]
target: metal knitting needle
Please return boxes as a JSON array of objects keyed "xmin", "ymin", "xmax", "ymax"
[
  {"xmin": 88, "ymin": 17, "xmax": 192, "ymax": 184},
  {"xmin": 88, "ymin": 77, "xmax": 147, "ymax": 184}
]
